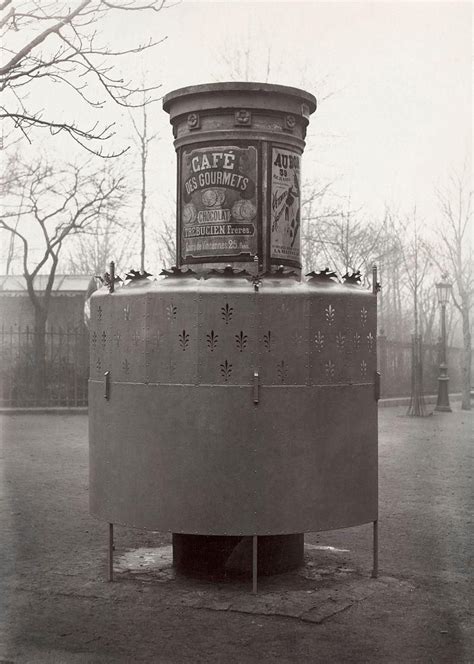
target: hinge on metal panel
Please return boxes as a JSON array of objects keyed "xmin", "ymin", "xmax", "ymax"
[
  {"xmin": 104, "ymin": 371, "xmax": 111, "ymax": 400},
  {"xmin": 253, "ymin": 370, "xmax": 259, "ymax": 404},
  {"xmin": 374, "ymin": 371, "xmax": 381, "ymax": 401}
]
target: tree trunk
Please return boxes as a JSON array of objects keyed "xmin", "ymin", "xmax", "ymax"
[
  {"xmin": 460, "ymin": 296, "xmax": 471, "ymax": 410},
  {"xmin": 34, "ymin": 308, "xmax": 47, "ymax": 406}
]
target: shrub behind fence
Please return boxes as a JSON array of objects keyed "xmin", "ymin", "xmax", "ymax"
[
  {"xmin": 378, "ymin": 336, "xmax": 463, "ymax": 398},
  {"xmin": 0, "ymin": 325, "xmax": 89, "ymax": 407}
]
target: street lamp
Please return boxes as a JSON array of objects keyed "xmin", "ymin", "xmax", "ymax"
[{"xmin": 435, "ymin": 275, "xmax": 452, "ymax": 412}]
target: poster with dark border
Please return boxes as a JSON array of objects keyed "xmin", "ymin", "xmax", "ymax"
[
  {"xmin": 270, "ymin": 147, "xmax": 301, "ymax": 264},
  {"xmin": 180, "ymin": 146, "xmax": 258, "ymax": 261}
]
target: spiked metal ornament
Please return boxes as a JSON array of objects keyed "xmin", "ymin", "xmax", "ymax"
[
  {"xmin": 160, "ymin": 266, "xmax": 197, "ymax": 278},
  {"xmin": 264, "ymin": 266, "xmax": 298, "ymax": 279},
  {"xmin": 125, "ymin": 269, "xmax": 153, "ymax": 282},
  {"xmin": 306, "ymin": 268, "xmax": 339, "ymax": 284},
  {"xmin": 205, "ymin": 266, "xmax": 252, "ymax": 279},
  {"xmin": 342, "ymin": 271, "xmax": 362, "ymax": 286}
]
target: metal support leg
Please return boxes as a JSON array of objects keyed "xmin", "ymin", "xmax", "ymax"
[
  {"xmin": 371, "ymin": 520, "xmax": 378, "ymax": 578},
  {"xmin": 108, "ymin": 523, "xmax": 114, "ymax": 582},
  {"xmin": 252, "ymin": 535, "xmax": 258, "ymax": 594}
]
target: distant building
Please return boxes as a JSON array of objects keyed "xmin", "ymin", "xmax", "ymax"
[{"xmin": 0, "ymin": 275, "xmax": 96, "ymax": 331}]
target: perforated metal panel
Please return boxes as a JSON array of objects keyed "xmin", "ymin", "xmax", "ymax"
[
  {"xmin": 198, "ymin": 284, "xmax": 258, "ymax": 386},
  {"xmin": 145, "ymin": 282, "xmax": 199, "ymax": 385},
  {"xmin": 257, "ymin": 287, "xmax": 309, "ymax": 385},
  {"xmin": 90, "ymin": 294, "xmax": 112, "ymax": 381},
  {"xmin": 110, "ymin": 289, "xmax": 147, "ymax": 384},
  {"xmin": 308, "ymin": 288, "xmax": 377, "ymax": 386},
  {"xmin": 89, "ymin": 277, "xmax": 378, "ymax": 535}
]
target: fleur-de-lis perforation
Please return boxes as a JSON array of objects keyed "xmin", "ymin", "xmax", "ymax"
[
  {"xmin": 360, "ymin": 307, "xmax": 368, "ymax": 326},
  {"xmin": 96, "ymin": 357, "xmax": 101, "ymax": 372},
  {"xmin": 123, "ymin": 304, "xmax": 131, "ymax": 321},
  {"xmin": 353, "ymin": 332, "xmax": 361, "ymax": 350},
  {"xmin": 92, "ymin": 331, "xmax": 97, "ymax": 346},
  {"xmin": 325, "ymin": 305, "xmax": 336, "ymax": 326},
  {"xmin": 122, "ymin": 359, "xmax": 130, "ymax": 375},
  {"xmin": 97, "ymin": 306, "xmax": 102, "ymax": 321},
  {"xmin": 336, "ymin": 331, "xmax": 345, "ymax": 351},
  {"xmin": 367, "ymin": 332, "xmax": 374, "ymax": 352},
  {"xmin": 101, "ymin": 331, "xmax": 107, "ymax": 348},
  {"xmin": 325, "ymin": 360, "xmax": 335, "ymax": 377},
  {"xmin": 220, "ymin": 360, "xmax": 233, "ymax": 382},
  {"xmin": 166, "ymin": 303, "xmax": 177, "ymax": 321},
  {"xmin": 263, "ymin": 330, "xmax": 273, "ymax": 352},
  {"xmin": 314, "ymin": 331, "xmax": 325, "ymax": 352},
  {"xmin": 235, "ymin": 330, "xmax": 248, "ymax": 352},
  {"xmin": 206, "ymin": 330, "xmax": 219, "ymax": 351},
  {"xmin": 114, "ymin": 332, "xmax": 121, "ymax": 347},
  {"xmin": 360, "ymin": 360, "xmax": 367, "ymax": 377},
  {"xmin": 276, "ymin": 360, "xmax": 288, "ymax": 383},
  {"xmin": 221, "ymin": 303, "xmax": 234, "ymax": 324},
  {"xmin": 166, "ymin": 302, "xmax": 178, "ymax": 321},
  {"xmin": 178, "ymin": 330, "xmax": 190, "ymax": 351}
]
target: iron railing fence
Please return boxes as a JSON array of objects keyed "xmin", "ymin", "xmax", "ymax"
[
  {"xmin": 377, "ymin": 336, "xmax": 464, "ymax": 398},
  {"xmin": 0, "ymin": 325, "xmax": 89, "ymax": 407},
  {"xmin": 0, "ymin": 325, "xmax": 465, "ymax": 406}
]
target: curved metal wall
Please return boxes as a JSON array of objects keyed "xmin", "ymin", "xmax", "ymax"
[{"xmin": 89, "ymin": 278, "xmax": 378, "ymax": 535}]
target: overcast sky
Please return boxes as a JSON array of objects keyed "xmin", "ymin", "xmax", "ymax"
[
  {"xmin": 7, "ymin": 0, "xmax": 473, "ymax": 268},
  {"xmin": 137, "ymin": 0, "xmax": 472, "ymax": 223}
]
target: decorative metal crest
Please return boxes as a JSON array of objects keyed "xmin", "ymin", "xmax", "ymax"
[
  {"xmin": 342, "ymin": 271, "xmax": 362, "ymax": 286},
  {"xmin": 206, "ymin": 265, "xmax": 251, "ymax": 279},
  {"xmin": 160, "ymin": 266, "xmax": 197, "ymax": 278},
  {"xmin": 125, "ymin": 269, "xmax": 153, "ymax": 282},
  {"xmin": 306, "ymin": 268, "xmax": 338, "ymax": 284},
  {"xmin": 263, "ymin": 266, "xmax": 298, "ymax": 279}
]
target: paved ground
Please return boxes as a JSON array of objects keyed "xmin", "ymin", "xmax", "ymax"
[{"xmin": 0, "ymin": 406, "xmax": 472, "ymax": 663}]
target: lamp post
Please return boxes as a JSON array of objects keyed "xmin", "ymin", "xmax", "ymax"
[{"xmin": 435, "ymin": 275, "xmax": 452, "ymax": 412}]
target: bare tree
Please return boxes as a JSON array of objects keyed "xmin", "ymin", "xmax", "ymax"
[
  {"xmin": 130, "ymin": 101, "xmax": 158, "ymax": 271},
  {"xmin": 300, "ymin": 180, "xmax": 337, "ymax": 272},
  {"xmin": 303, "ymin": 197, "xmax": 386, "ymax": 284},
  {"xmin": 435, "ymin": 168, "xmax": 473, "ymax": 410},
  {"xmin": 155, "ymin": 216, "xmax": 176, "ymax": 269},
  {"xmin": 0, "ymin": 0, "xmax": 171, "ymax": 155},
  {"xmin": 396, "ymin": 210, "xmax": 432, "ymax": 416},
  {"xmin": 65, "ymin": 214, "xmax": 136, "ymax": 278},
  {"xmin": 216, "ymin": 42, "xmax": 274, "ymax": 84},
  {"xmin": 0, "ymin": 157, "xmax": 125, "ymax": 399}
]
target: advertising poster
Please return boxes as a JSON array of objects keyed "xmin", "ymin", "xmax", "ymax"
[
  {"xmin": 270, "ymin": 147, "xmax": 301, "ymax": 264},
  {"xmin": 180, "ymin": 146, "xmax": 258, "ymax": 261}
]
